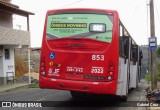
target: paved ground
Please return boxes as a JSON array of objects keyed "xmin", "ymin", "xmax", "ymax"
[
  {"xmin": 0, "ymin": 79, "xmax": 151, "ymax": 110},
  {"xmin": 0, "ymin": 83, "xmax": 31, "ymax": 93}
]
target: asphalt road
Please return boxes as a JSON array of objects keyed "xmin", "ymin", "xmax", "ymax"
[{"xmin": 0, "ymin": 80, "xmax": 147, "ymax": 110}]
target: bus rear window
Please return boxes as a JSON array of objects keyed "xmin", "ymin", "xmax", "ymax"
[{"xmin": 46, "ymin": 13, "xmax": 113, "ymax": 43}]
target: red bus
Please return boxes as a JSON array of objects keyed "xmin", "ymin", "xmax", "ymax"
[{"xmin": 39, "ymin": 8, "xmax": 142, "ymax": 101}]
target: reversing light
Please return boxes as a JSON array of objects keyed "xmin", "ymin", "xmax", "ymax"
[
  {"xmin": 107, "ymin": 76, "xmax": 112, "ymax": 80},
  {"xmin": 41, "ymin": 71, "xmax": 45, "ymax": 75},
  {"xmin": 89, "ymin": 23, "xmax": 106, "ymax": 32}
]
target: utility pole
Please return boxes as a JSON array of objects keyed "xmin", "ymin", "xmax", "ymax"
[{"xmin": 150, "ymin": 0, "xmax": 157, "ymax": 90}]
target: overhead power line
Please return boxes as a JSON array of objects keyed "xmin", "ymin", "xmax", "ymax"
[
  {"xmin": 33, "ymin": 0, "xmax": 83, "ymax": 13},
  {"xmin": 58, "ymin": 0, "xmax": 83, "ymax": 8},
  {"xmin": 154, "ymin": 0, "xmax": 160, "ymax": 24}
]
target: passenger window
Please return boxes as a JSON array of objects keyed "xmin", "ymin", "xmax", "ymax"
[{"xmin": 132, "ymin": 45, "xmax": 138, "ymax": 65}]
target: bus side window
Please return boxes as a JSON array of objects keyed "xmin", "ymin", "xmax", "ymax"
[
  {"xmin": 119, "ymin": 21, "xmax": 130, "ymax": 63},
  {"xmin": 119, "ymin": 37, "xmax": 125, "ymax": 58},
  {"xmin": 120, "ymin": 36, "xmax": 129, "ymax": 64},
  {"xmin": 132, "ymin": 45, "xmax": 138, "ymax": 65},
  {"xmin": 123, "ymin": 37, "xmax": 129, "ymax": 59},
  {"xmin": 139, "ymin": 50, "xmax": 143, "ymax": 66},
  {"xmin": 119, "ymin": 22, "xmax": 126, "ymax": 64}
]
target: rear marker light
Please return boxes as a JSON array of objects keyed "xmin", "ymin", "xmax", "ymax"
[
  {"xmin": 51, "ymin": 79, "xmax": 56, "ymax": 81},
  {"xmin": 93, "ymin": 82, "xmax": 99, "ymax": 85}
]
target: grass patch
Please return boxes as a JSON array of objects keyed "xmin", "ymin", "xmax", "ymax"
[
  {"xmin": 145, "ymin": 72, "xmax": 151, "ymax": 83},
  {"xmin": 29, "ymin": 82, "xmax": 39, "ymax": 88}
]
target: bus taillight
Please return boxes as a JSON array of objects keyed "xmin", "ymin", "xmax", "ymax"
[
  {"xmin": 107, "ymin": 62, "xmax": 114, "ymax": 81},
  {"xmin": 40, "ymin": 61, "xmax": 46, "ymax": 76}
]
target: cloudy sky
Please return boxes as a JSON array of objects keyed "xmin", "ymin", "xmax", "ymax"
[{"xmin": 12, "ymin": 0, "xmax": 160, "ymax": 47}]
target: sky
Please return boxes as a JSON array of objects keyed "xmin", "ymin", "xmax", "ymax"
[{"xmin": 12, "ymin": 0, "xmax": 160, "ymax": 47}]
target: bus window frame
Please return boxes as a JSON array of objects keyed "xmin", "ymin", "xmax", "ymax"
[{"xmin": 119, "ymin": 21, "xmax": 131, "ymax": 64}]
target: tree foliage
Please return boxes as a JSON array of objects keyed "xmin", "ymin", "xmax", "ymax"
[
  {"xmin": 157, "ymin": 46, "xmax": 160, "ymax": 81},
  {"xmin": 145, "ymin": 72, "xmax": 151, "ymax": 83},
  {"xmin": 157, "ymin": 46, "xmax": 160, "ymax": 58}
]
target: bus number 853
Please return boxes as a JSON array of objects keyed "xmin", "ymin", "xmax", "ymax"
[{"xmin": 92, "ymin": 55, "xmax": 104, "ymax": 61}]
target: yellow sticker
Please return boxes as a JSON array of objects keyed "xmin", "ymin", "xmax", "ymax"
[
  {"xmin": 58, "ymin": 64, "xmax": 61, "ymax": 67},
  {"xmin": 49, "ymin": 62, "xmax": 54, "ymax": 66},
  {"xmin": 49, "ymin": 61, "xmax": 61, "ymax": 67}
]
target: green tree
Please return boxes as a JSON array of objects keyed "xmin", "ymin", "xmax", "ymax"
[
  {"xmin": 145, "ymin": 72, "xmax": 151, "ymax": 83},
  {"xmin": 157, "ymin": 46, "xmax": 160, "ymax": 58},
  {"xmin": 145, "ymin": 46, "xmax": 160, "ymax": 81},
  {"xmin": 157, "ymin": 46, "xmax": 160, "ymax": 81}
]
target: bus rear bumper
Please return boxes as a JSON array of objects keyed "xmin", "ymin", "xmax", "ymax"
[{"xmin": 39, "ymin": 76, "xmax": 116, "ymax": 95}]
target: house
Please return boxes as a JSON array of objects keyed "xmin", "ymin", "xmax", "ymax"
[{"xmin": 0, "ymin": 0, "xmax": 34, "ymax": 85}]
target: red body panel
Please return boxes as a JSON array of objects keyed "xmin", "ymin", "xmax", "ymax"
[
  {"xmin": 39, "ymin": 8, "xmax": 119, "ymax": 95},
  {"xmin": 40, "ymin": 76, "xmax": 116, "ymax": 94}
]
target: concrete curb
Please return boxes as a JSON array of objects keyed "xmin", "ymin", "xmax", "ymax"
[{"xmin": 0, "ymin": 84, "xmax": 31, "ymax": 93}]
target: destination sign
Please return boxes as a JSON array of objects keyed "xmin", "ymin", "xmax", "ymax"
[{"xmin": 50, "ymin": 23, "xmax": 87, "ymax": 28}]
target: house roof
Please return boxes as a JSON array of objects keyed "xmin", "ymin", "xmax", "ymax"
[{"xmin": 0, "ymin": 0, "xmax": 34, "ymax": 16}]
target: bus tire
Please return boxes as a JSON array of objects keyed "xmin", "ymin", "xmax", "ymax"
[
  {"xmin": 136, "ymin": 78, "xmax": 138, "ymax": 88},
  {"xmin": 70, "ymin": 91, "xmax": 86, "ymax": 98},
  {"xmin": 120, "ymin": 96, "xmax": 127, "ymax": 102}
]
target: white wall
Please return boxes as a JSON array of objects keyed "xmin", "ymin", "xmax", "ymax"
[
  {"xmin": 3, "ymin": 45, "xmax": 15, "ymax": 78},
  {"xmin": 129, "ymin": 62, "xmax": 138, "ymax": 88},
  {"xmin": 116, "ymin": 57, "xmax": 128, "ymax": 96},
  {"xmin": 0, "ymin": 56, "xmax": 3, "ymax": 77}
]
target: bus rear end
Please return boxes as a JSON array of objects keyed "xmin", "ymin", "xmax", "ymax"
[{"xmin": 39, "ymin": 8, "xmax": 119, "ymax": 95}]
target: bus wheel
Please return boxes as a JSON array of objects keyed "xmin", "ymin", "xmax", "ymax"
[
  {"xmin": 120, "ymin": 96, "xmax": 127, "ymax": 102},
  {"xmin": 70, "ymin": 91, "xmax": 86, "ymax": 98}
]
